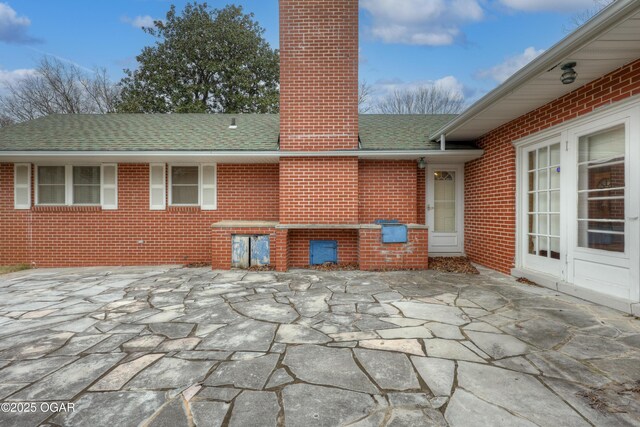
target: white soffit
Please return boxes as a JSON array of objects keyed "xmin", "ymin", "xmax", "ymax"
[{"xmin": 433, "ymin": 1, "xmax": 640, "ymax": 141}]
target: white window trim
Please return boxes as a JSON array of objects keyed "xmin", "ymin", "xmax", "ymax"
[
  {"xmin": 14, "ymin": 163, "xmax": 31, "ymax": 210},
  {"xmin": 34, "ymin": 165, "xmax": 68, "ymax": 206},
  {"xmin": 149, "ymin": 163, "xmax": 166, "ymax": 210},
  {"xmin": 167, "ymin": 163, "xmax": 218, "ymax": 210},
  {"xmin": 168, "ymin": 164, "xmax": 201, "ymax": 207},
  {"xmin": 34, "ymin": 164, "xmax": 114, "ymax": 208}
]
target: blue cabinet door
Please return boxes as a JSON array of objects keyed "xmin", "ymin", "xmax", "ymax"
[
  {"xmin": 231, "ymin": 235, "xmax": 250, "ymax": 268},
  {"xmin": 250, "ymin": 235, "xmax": 270, "ymax": 266},
  {"xmin": 381, "ymin": 224, "xmax": 408, "ymax": 243},
  {"xmin": 310, "ymin": 240, "xmax": 338, "ymax": 265}
]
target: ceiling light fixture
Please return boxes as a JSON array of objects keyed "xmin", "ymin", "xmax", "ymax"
[{"xmin": 560, "ymin": 62, "xmax": 577, "ymax": 85}]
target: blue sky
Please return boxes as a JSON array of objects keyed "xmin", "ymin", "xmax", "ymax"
[{"xmin": 0, "ymin": 0, "xmax": 603, "ymax": 106}]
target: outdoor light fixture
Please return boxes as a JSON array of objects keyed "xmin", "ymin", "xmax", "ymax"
[
  {"xmin": 561, "ymin": 62, "xmax": 577, "ymax": 85},
  {"xmin": 418, "ymin": 158, "xmax": 426, "ymax": 169}
]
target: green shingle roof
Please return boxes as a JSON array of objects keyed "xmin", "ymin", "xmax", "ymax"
[
  {"xmin": 358, "ymin": 114, "xmax": 457, "ymax": 150},
  {"xmin": 0, "ymin": 113, "xmax": 465, "ymax": 152}
]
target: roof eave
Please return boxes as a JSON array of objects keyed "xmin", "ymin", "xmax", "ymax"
[{"xmin": 428, "ymin": 0, "xmax": 640, "ymax": 142}]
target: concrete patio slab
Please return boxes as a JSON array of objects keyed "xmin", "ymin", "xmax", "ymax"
[{"xmin": 0, "ymin": 265, "xmax": 638, "ymax": 426}]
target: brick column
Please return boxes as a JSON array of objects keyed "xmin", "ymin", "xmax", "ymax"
[{"xmin": 275, "ymin": 229, "xmax": 289, "ymax": 272}]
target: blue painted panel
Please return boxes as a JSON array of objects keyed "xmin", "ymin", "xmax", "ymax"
[
  {"xmin": 250, "ymin": 235, "xmax": 271, "ymax": 266},
  {"xmin": 231, "ymin": 235, "xmax": 250, "ymax": 268},
  {"xmin": 310, "ymin": 240, "xmax": 338, "ymax": 265},
  {"xmin": 381, "ymin": 224, "xmax": 408, "ymax": 243}
]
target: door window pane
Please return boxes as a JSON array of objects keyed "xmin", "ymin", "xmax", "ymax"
[
  {"xmin": 38, "ymin": 166, "xmax": 65, "ymax": 204},
  {"xmin": 433, "ymin": 171, "xmax": 456, "ymax": 233},
  {"xmin": 73, "ymin": 166, "xmax": 100, "ymax": 204},
  {"xmin": 526, "ymin": 143, "xmax": 561, "ymax": 259},
  {"xmin": 577, "ymin": 125, "xmax": 625, "ymax": 253},
  {"xmin": 171, "ymin": 166, "xmax": 199, "ymax": 205}
]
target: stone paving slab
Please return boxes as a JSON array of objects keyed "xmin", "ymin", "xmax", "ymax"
[{"xmin": 0, "ymin": 265, "xmax": 638, "ymax": 426}]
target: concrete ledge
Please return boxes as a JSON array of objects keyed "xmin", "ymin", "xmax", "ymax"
[
  {"xmin": 212, "ymin": 221, "xmax": 279, "ymax": 228},
  {"xmin": 275, "ymin": 223, "xmax": 429, "ymax": 230},
  {"xmin": 511, "ymin": 267, "xmax": 639, "ymax": 314}
]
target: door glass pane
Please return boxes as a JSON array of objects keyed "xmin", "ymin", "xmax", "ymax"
[
  {"xmin": 526, "ymin": 143, "xmax": 561, "ymax": 260},
  {"xmin": 433, "ymin": 171, "xmax": 456, "ymax": 233},
  {"xmin": 577, "ymin": 125, "xmax": 625, "ymax": 253}
]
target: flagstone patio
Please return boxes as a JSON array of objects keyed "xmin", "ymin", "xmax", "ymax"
[{"xmin": 0, "ymin": 265, "xmax": 638, "ymax": 426}]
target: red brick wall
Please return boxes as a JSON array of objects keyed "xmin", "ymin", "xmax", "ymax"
[
  {"xmin": 358, "ymin": 160, "xmax": 417, "ymax": 224},
  {"xmin": 211, "ymin": 227, "xmax": 278, "ymax": 270},
  {"xmin": 279, "ymin": 157, "xmax": 359, "ymax": 224},
  {"xmin": 359, "ymin": 228, "xmax": 428, "ymax": 271},
  {"xmin": 0, "ymin": 164, "xmax": 30, "ymax": 264},
  {"xmin": 465, "ymin": 58, "xmax": 640, "ymax": 274},
  {"xmin": 279, "ymin": 0, "xmax": 358, "ymax": 151},
  {"xmin": 0, "ymin": 163, "xmax": 279, "ymax": 267},
  {"xmin": 288, "ymin": 229, "xmax": 358, "ymax": 267}
]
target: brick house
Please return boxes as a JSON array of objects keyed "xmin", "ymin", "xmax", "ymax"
[{"xmin": 0, "ymin": 0, "xmax": 639, "ymax": 313}]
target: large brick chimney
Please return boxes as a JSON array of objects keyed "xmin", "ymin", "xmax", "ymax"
[
  {"xmin": 279, "ymin": 0, "xmax": 359, "ymax": 151},
  {"xmin": 278, "ymin": 0, "xmax": 360, "ymax": 227}
]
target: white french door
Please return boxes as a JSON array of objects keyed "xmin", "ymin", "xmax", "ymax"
[
  {"xmin": 521, "ymin": 137, "xmax": 564, "ymax": 278},
  {"xmin": 518, "ymin": 103, "xmax": 639, "ymax": 303},
  {"xmin": 566, "ymin": 113, "xmax": 639, "ymax": 301},
  {"xmin": 427, "ymin": 164, "xmax": 464, "ymax": 254}
]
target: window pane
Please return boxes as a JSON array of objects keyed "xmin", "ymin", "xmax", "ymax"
[
  {"xmin": 434, "ymin": 171, "xmax": 456, "ymax": 233},
  {"xmin": 538, "ymin": 169, "xmax": 548, "ymax": 190},
  {"xmin": 172, "ymin": 186, "xmax": 198, "ymax": 204},
  {"xmin": 74, "ymin": 185, "xmax": 100, "ymax": 204},
  {"xmin": 39, "ymin": 185, "xmax": 65, "ymax": 204},
  {"xmin": 550, "ymin": 143, "xmax": 560, "ymax": 166},
  {"xmin": 579, "ymin": 125, "xmax": 625, "ymax": 163},
  {"xmin": 172, "ymin": 166, "xmax": 198, "ymax": 185},
  {"xmin": 539, "ymin": 147, "xmax": 548, "ymax": 168},
  {"xmin": 73, "ymin": 166, "xmax": 100, "ymax": 185},
  {"xmin": 550, "ymin": 167, "xmax": 561, "ymax": 189},
  {"xmin": 38, "ymin": 166, "xmax": 65, "ymax": 185},
  {"xmin": 528, "ymin": 150, "xmax": 536, "ymax": 171},
  {"xmin": 577, "ymin": 125, "xmax": 626, "ymax": 252}
]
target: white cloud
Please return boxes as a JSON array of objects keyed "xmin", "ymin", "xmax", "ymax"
[
  {"xmin": 371, "ymin": 75, "xmax": 466, "ymax": 102},
  {"xmin": 477, "ymin": 46, "xmax": 544, "ymax": 83},
  {"xmin": 498, "ymin": 0, "xmax": 596, "ymax": 12},
  {"xmin": 0, "ymin": 67, "xmax": 37, "ymax": 91},
  {"xmin": 121, "ymin": 15, "xmax": 156, "ymax": 29},
  {"xmin": 0, "ymin": 2, "xmax": 39, "ymax": 44},
  {"xmin": 360, "ymin": 0, "xmax": 484, "ymax": 46}
]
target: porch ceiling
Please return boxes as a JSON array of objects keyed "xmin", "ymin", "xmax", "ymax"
[{"xmin": 432, "ymin": 1, "xmax": 640, "ymax": 142}]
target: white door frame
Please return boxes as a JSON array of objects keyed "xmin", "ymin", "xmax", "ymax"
[{"xmin": 426, "ymin": 163, "xmax": 465, "ymax": 255}]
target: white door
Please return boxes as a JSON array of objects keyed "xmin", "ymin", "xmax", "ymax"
[
  {"xmin": 427, "ymin": 164, "xmax": 464, "ymax": 254},
  {"xmin": 521, "ymin": 137, "xmax": 564, "ymax": 278},
  {"xmin": 566, "ymin": 115, "xmax": 639, "ymax": 301}
]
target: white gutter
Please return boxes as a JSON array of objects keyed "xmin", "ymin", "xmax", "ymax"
[
  {"xmin": 0, "ymin": 149, "xmax": 482, "ymax": 158},
  {"xmin": 429, "ymin": 0, "xmax": 640, "ymax": 141}
]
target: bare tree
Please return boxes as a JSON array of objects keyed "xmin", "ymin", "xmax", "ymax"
[
  {"xmin": 359, "ymin": 80, "xmax": 374, "ymax": 113},
  {"xmin": 0, "ymin": 115, "xmax": 14, "ymax": 128},
  {"xmin": 565, "ymin": 0, "xmax": 615, "ymax": 32},
  {"xmin": 375, "ymin": 85, "xmax": 464, "ymax": 115},
  {"xmin": 0, "ymin": 57, "xmax": 120, "ymax": 124}
]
